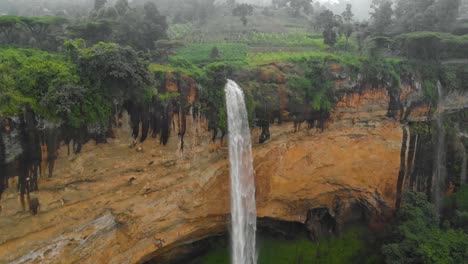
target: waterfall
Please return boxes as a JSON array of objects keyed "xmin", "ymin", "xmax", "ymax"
[
  {"xmin": 461, "ymin": 151, "xmax": 467, "ymax": 185},
  {"xmin": 432, "ymin": 81, "xmax": 447, "ymax": 211},
  {"xmin": 225, "ymin": 80, "xmax": 257, "ymax": 264}
]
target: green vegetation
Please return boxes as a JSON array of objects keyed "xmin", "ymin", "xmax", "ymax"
[
  {"xmin": 0, "ymin": 48, "xmax": 78, "ymax": 117},
  {"xmin": 396, "ymin": 32, "xmax": 468, "ymax": 60},
  {"xmin": 192, "ymin": 228, "xmax": 381, "ymax": 264},
  {"xmin": 167, "ymin": 23, "xmax": 193, "ymax": 40},
  {"xmin": 1, "ymin": 0, "xmax": 468, "ymax": 262},
  {"xmin": 149, "ymin": 63, "xmax": 202, "ymax": 78},
  {"xmin": 171, "ymin": 43, "xmax": 248, "ymax": 65},
  {"xmin": 242, "ymin": 32, "xmax": 326, "ymax": 49},
  {"xmin": 246, "ymin": 51, "xmax": 365, "ymax": 66},
  {"xmin": 0, "ymin": 41, "xmax": 152, "ymax": 128},
  {"xmin": 382, "ymin": 190, "xmax": 468, "ymax": 264}
]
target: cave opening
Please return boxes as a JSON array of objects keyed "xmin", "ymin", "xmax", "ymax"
[{"xmin": 144, "ymin": 211, "xmax": 384, "ymax": 264}]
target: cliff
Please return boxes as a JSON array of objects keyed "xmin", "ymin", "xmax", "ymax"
[
  {"xmin": 0, "ymin": 62, "xmax": 467, "ymax": 264},
  {"xmin": 0, "ymin": 86, "xmax": 401, "ymax": 264}
]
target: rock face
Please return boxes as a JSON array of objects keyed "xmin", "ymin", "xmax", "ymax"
[
  {"xmin": 0, "ymin": 83, "xmax": 403, "ymax": 264},
  {"xmin": 0, "ymin": 63, "xmax": 467, "ymax": 263}
]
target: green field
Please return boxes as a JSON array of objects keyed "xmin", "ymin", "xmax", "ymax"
[
  {"xmin": 171, "ymin": 43, "xmax": 248, "ymax": 65},
  {"xmin": 246, "ymin": 51, "xmax": 365, "ymax": 67},
  {"xmin": 242, "ymin": 32, "xmax": 327, "ymax": 49}
]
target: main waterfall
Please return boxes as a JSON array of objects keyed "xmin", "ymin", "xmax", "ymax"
[{"xmin": 225, "ymin": 80, "xmax": 257, "ymax": 264}]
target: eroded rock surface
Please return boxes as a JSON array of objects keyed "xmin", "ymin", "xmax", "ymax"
[{"xmin": 0, "ymin": 85, "xmax": 403, "ymax": 263}]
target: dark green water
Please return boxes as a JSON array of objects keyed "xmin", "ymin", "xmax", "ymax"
[{"xmin": 189, "ymin": 228, "xmax": 382, "ymax": 264}]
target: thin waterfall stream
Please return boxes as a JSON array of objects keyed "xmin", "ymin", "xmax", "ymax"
[
  {"xmin": 432, "ymin": 81, "xmax": 447, "ymax": 212},
  {"xmin": 225, "ymin": 79, "xmax": 257, "ymax": 264}
]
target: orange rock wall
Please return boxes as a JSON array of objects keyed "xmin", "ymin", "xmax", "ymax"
[{"xmin": 0, "ymin": 85, "xmax": 403, "ymax": 264}]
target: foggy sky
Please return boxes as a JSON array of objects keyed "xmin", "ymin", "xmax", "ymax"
[{"xmin": 1, "ymin": 0, "xmax": 373, "ymax": 20}]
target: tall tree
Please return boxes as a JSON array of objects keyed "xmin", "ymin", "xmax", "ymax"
[
  {"xmin": 76, "ymin": 42, "xmax": 152, "ymax": 105},
  {"xmin": 289, "ymin": 0, "xmax": 313, "ymax": 16},
  {"xmin": 393, "ymin": 0, "xmax": 461, "ymax": 32},
  {"xmin": 67, "ymin": 21, "xmax": 113, "ymax": 46},
  {"xmin": 19, "ymin": 16, "xmax": 67, "ymax": 49},
  {"xmin": 341, "ymin": 4, "xmax": 354, "ymax": 51},
  {"xmin": 394, "ymin": 0, "xmax": 436, "ymax": 32},
  {"xmin": 434, "ymin": 0, "xmax": 462, "ymax": 31},
  {"xmin": 113, "ymin": 2, "xmax": 167, "ymax": 51},
  {"xmin": 94, "ymin": 0, "xmax": 107, "ymax": 11},
  {"xmin": 141, "ymin": 2, "xmax": 168, "ymax": 50},
  {"xmin": 342, "ymin": 3, "xmax": 354, "ymax": 23},
  {"xmin": 370, "ymin": 0, "xmax": 393, "ymax": 35},
  {"xmin": 115, "ymin": 0, "xmax": 130, "ymax": 17},
  {"xmin": 232, "ymin": 3, "xmax": 254, "ymax": 26},
  {"xmin": 316, "ymin": 10, "xmax": 341, "ymax": 47}
]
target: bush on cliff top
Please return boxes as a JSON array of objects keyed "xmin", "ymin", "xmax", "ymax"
[
  {"xmin": 0, "ymin": 48, "xmax": 79, "ymax": 118},
  {"xmin": 395, "ymin": 32, "xmax": 468, "ymax": 60},
  {"xmin": 0, "ymin": 42, "xmax": 154, "ymax": 129}
]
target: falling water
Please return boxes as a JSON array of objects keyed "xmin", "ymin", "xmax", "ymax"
[
  {"xmin": 225, "ymin": 80, "xmax": 257, "ymax": 264},
  {"xmin": 461, "ymin": 149, "xmax": 467, "ymax": 184},
  {"xmin": 432, "ymin": 81, "xmax": 447, "ymax": 211}
]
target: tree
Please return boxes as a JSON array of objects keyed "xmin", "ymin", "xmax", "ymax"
[
  {"xmin": 340, "ymin": 23, "xmax": 354, "ymax": 51},
  {"xmin": 191, "ymin": 0, "xmax": 216, "ymax": 24},
  {"xmin": 342, "ymin": 3, "xmax": 354, "ymax": 23},
  {"xmin": 0, "ymin": 16, "xmax": 19, "ymax": 44},
  {"xmin": 210, "ymin": 46, "xmax": 220, "ymax": 60},
  {"xmin": 40, "ymin": 83, "xmax": 87, "ymax": 128},
  {"xmin": 227, "ymin": 0, "xmax": 236, "ymax": 8},
  {"xmin": 95, "ymin": 0, "xmax": 107, "ymax": 11},
  {"xmin": 115, "ymin": 0, "xmax": 130, "ymax": 17},
  {"xmin": 340, "ymin": 4, "xmax": 354, "ymax": 51},
  {"xmin": 75, "ymin": 42, "xmax": 152, "ymax": 106},
  {"xmin": 395, "ymin": 32, "xmax": 442, "ymax": 60},
  {"xmin": 461, "ymin": 0, "xmax": 468, "ymax": 18},
  {"xmin": 370, "ymin": 0, "xmax": 393, "ymax": 35},
  {"xmin": 19, "ymin": 16, "xmax": 67, "ymax": 49},
  {"xmin": 232, "ymin": 3, "xmax": 254, "ymax": 26},
  {"xmin": 0, "ymin": 48, "xmax": 80, "ymax": 119},
  {"xmin": 67, "ymin": 21, "xmax": 113, "ymax": 46},
  {"xmin": 355, "ymin": 21, "xmax": 370, "ymax": 55},
  {"xmin": 382, "ymin": 192, "xmax": 468, "ymax": 264},
  {"xmin": 113, "ymin": 2, "xmax": 167, "ymax": 51},
  {"xmin": 434, "ymin": 0, "xmax": 462, "ymax": 31},
  {"xmin": 153, "ymin": 39, "xmax": 184, "ymax": 63},
  {"xmin": 394, "ymin": 0, "xmax": 436, "ymax": 32},
  {"xmin": 141, "ymin": 2, "xmax": 168, "ymax": 50},
  {"xmin": 316, "ymin": 10, "xmax": 341, "ymax": 47},
  {"xmin": 393, "ymin": 0, "xmax": 461, "ymax": 33},
  {"xmin": 289, "ymin": 0, "xmax": 313, "ymax": 16}
]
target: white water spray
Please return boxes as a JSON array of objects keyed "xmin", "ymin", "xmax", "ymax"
[{"xmin": 225, "ymin": 80, "xmax": 257, "ymax": 264}]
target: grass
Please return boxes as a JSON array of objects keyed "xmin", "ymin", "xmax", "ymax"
[
  {"xmin": 149, "ymin": 63, "xmax": 203, "ymax": 77},
  {"xmin": 246, "ymin": 51, "xmax": 366, "ymax": 67},
  {"xmin": 180, "ymin": 9, "xmax": 311, "ymax": 44},
  {"xmin": 190, "ymin": 228, "xmax": 382, "ymax": 264},
  {"xmin": 242, "ymin": 32, "xmax": 327, "ymax": 49},
  {"xmin": 168, "ymin": 23, "xmax": 194, "ymax": 40},
  {"xmin": 171, "ymin": 43, "xmax": 248, "ymax": 65}
]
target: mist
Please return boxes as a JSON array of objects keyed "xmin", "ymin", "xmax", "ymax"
[{"xmin": 1, "ymin": 0, "xmax": 374, "ymax": 19}]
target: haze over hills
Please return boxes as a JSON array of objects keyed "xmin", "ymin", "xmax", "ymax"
[{"xmin": 0, "ymin": 0, "xmax": 372, "ymax": 20}]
